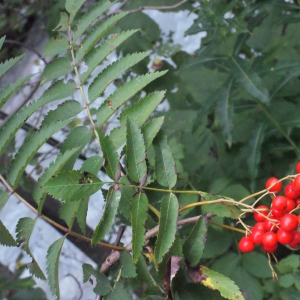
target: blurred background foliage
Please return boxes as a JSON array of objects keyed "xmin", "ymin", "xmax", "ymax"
[{"xmin": 2, "ymin": 0, "xmax": 300, "ymax": 299}]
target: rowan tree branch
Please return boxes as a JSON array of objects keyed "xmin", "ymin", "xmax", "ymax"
[
  {"xmin": 104, "ymin": 0, "xmax": 189, "ymax": 19},
  {"xmin": 100, "ymin": 213, "xmax": 214, "ymax": 273}
]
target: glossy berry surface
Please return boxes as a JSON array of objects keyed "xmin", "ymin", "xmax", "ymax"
[
  {"xmin": 263, "ymin": 218, "xmax": 279, "ymax": 232},
  {"xmin": 266, "ymin": 177, "xmax": 282, "ymax": 193},
  {"xmin": 262, "ymin": 232, "xmax": 278, "ymax": 247},
  {"xmin": 272, "ymin": 196, "xmax": 287, "ymax": 211},
  {"xmin": 286, "ymin": 198, "xmax": 296, "ymax": 213},
  {"xmin": 254, "ymin": 205, "xmax": 269, "ymax": 222},
  {"xmin": 284, "ymin": 182, "xmax": 300, "ymax": 199},
  {"xmin": 276, "ymin": 229, "xmax": 294, "ymax": 245},
  {"xmin": 288, "ymin": 231, "xmax": 300, "ymax": 249},
  {"xmin": 294, "ymin": 175, "xmax": 300, "ymax": 191},
  {"xmin": 238, "ymin": 236, "xmax": 255, "ymax": 253},
  {"xmin": 261, "ymin": 243, "xmax": 278, "ymax": 253},
  {"xmin": 296, "ymin": 162, "xmax": 300, "ymax": 173},
  {"xmin": 251, "ymin": 229, "xmax": 264, "ymax": 244},
  {"xmin": 280, "ymin": 214, "xmax": 298, "ymax": 231}
]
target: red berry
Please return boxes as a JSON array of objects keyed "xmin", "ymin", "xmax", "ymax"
[
  {"xmin": 294, "ymin": 175, "xmax": 300, "ymax": 191},
  {"xmin": 288, "ymin": 231, "xmax": 300, "ymax": 249},
  {"xmin": 251, "ymin": 229, "xmax": 264, "ymax": 244},
  {"xmin": 286, "ymin": 198, "xmax": 296, "ymax": 213},
  {"xmin": 252, "ymin": 222, "xmax": 266, "ymax": 232},
  {"xmin": 266, "ymin": 177, "xmax": 282, "ymax": 193},
  {"xmin": 284, "ymin": 182, "xmax": 300, "ymax": 199},
  {"xmin": 298, "ymin": 215, "xmax": 300, "ymax": 226},
  {"xmin": 280, "ymin": 214, "xmax": 298, "ymax": 232},
  {"xmin": 296, "ymin": 162, "xmax": 300, "ymax": 173},
  {"xmin": 262, "ymin": 243, "xmax": 278, "ymax": 253},
  {"xmin": 262, "ymin": 232, "xmax": 278, "ymax": 247},
  {"xmin": 254, "ymin": 205, "xmax": 269, "ymax": 222},
  {"xmin": 238, "ymin": 236, "xmax": 255, "ymax": 253},
  {"xmin": 271, "ymin": 208, "xmax": 286, "ymax": 218},
  {"xmin": 276, "ymin": 229, "xmax": 294, "ymax": 245},
  {"xmin": 272, "ymin": 196, "xmax": 287, "ymax": 211},
  {"xmin": 263, "ymin": 218, "xmax": 279, "ymax": 232}
]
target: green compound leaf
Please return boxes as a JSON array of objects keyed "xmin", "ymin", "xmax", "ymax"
[
  {"xmin": 15, "ymin": 217, "xmax": 46, "ymax": 280},
  {"xmin": 65, "ymin": 0, "xmax": 85, "ymax": 23},
  {"xmin": 0, "ymin": 190, "xmax": 9, "ymax": 211},
  {"xmin": 106, "ymin": 282, "xmax": 132, "ymax": 300},
  {"xmin": 76, "ymin": 12, "xmax": 128, "ymax": 62},
  {"xmin": 46, "ymin": 237, "xmax": 66, "ymax": 299},
  {"xmin": 126, "ymin": 118, "xmax": 147, "ymax": 183},
  {"xmin": 280, "ymin": 289, "xmax": 300, "ymax": 299},
  {"xmin": 15, "ymin": 217, "xmax": 35, "ymax": 253},
  {"xmin": 98, "ymin": 130, "xmax": 120, "ymax": 181},
  {"xmin": 76, "ymin": 197, "xmax": 89, "ymax": 235},
  {"xmin": 131, "ymin": 192, "xmax": 148, "ymax": 263},
  {"xmin": 0, "ymin": 80, "xmax": 76, "ymax": 157},
  {"xmin": 189, "ymin": 266, "xmax": 244, "ymax": 300},
  {"xmin": 8, "ymin": 119, "xmax": 71, "ymax": 189},
  {"xmin": 121, "ymin": 250, "xmax": 137, "ymax": 278},
  {"xmin": 43, "ymin": 170, "xmax": 103, "ymax": 202},
  {"xmin": 136, "ymin": 255, "xmax": 161, "ymax": 293},
  {"xmin": 229, "ymin": 56, "xmax": 269, "ymax": 104},
  {"xmin": 0, "ymin": 74, "xmax": 32, "ymax": 110},
  {"xmin": 81, "ymin": 30, "xmax": 139, "ymax": 83},
  {"xmin": 40, "ymin": 100, "xmax": 83, "ymax": 128},
  {"xmin": 92, "ymin": 186, "xmax": 121, "ymax": 245},
  {"xmin": 110, "ymin": 91, "xmax": 165, "ymax": 149},
  {"xmin": 33, "ymin": 148, "xmax": 79, "ymax": 209},
  {"xmin": 0, "ymin": 220, "xmax": 16, "ymax": 246},
  {"xmin": 60, "ymin": 126, "xmax": 93, "ymax": 170},
  {"xmin": 59, "ymin": 201, "xmax": 81, "ymax": 229},
  {"xmin": 155, "ymin": 193, "xmax": 179, "ymax": 264},
  {"xmin": 42, "ymin": 36, "xmax": 69, "ymax": 57},
  {"xmin": 142, "ymin": 117, "xmax": 164, "ymax": 149},
  {"xmin": 241, "ymin": 252, "xmax": 272, "ymax": 279},
  {"xmin": 183, "ymin": 216, "xmax": 208, "ymax": 267},
  {"xmin": 246, "ymin": 122, "xmax": 266, "ymax": 191},
  {"xmin": 73, "ymin": 0, "xmax": 112, "ymax": 42},
  {"xmin": 0, "ymin": 54, "xmax": 24, "ymax": 78},
  {"xmin": 277, "ymin": 255, "xmax": 300, "ymax": 274},
  {"xmin": 119, "ymin": 176, "xmax": 136, "ymax": 221},
  {"xmin": 0, "ymin": 36, "xmax": 5, "ymax": 50},
  {"xmin": 88, "ymin": 51, "xmax": 150, "ymax": 102},
  {"xmin": 96, "ymin": 71, "xmax": 168, "ymax": 126},
  {"xmin": 80, "ymin": 156, "xmax": 104, "ymax": 176},
  {"xmin": 53, "ymin": 12, "xmax": 69, "ymax": 31},
  {"xmin": 41, "ymin": 57, "xmax": 72, "ymax": 85},
  {"xmin": 215, "ymin": 78, "xmax": 234, "ymax": 147},
  {"xmin": 153, "ymin": 130, "xmax": 177, "ymax": 188},
  {"xmin": 82, "ymin": 263, "xmax": 111, "ymax": 296}
]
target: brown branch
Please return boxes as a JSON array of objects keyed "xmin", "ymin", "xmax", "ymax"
[
  {"xmin": 0, "ymin": 156, "xmax": 111, "ymax": 265},
  {"xmin": 0, "ymin": 110, "xmax": 88, "ymax": 161},
  {"xmin": 4, "ymin": 39, "xmax": 47, "ymax": 65},
  {"xmin": 126, "ymin": 0, "xmax": 189, "ymax": 13},
  {"xmin": 104, "ymin": 0, "xmax": 189, "ymax": 19},
  {"xmin": 100, "ymin": 213, "xmax": 214, "ymax": 273}
]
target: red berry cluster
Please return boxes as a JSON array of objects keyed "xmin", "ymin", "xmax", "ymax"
[{"xmin": 238, "ymin": 162, "xmax": 300, "ymax": 253}]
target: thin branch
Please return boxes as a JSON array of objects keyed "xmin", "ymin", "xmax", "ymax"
[
  {"xmin": 68, "ymin": 23, "xmax": 100, "ymax": 143},
  {"xmin": 4, "ymin": 39, "xmax": 47, "ymax": 65},
  {"xmin": 0, "ymin": 174, "xmax": 124, "ymax": 252},
  {"xmin": 126, "ymin": 0, "xmax": 189, "ymax": 13},
  {"xmin": 105, "ymin": 0, "xmax": 189, "ymax": 19},
  {"xmin": 100, "ymin": 213, "xmax": 214, "ymax": 273},
  {"xmin": 0, "ymin": 110, "xmax": 87, "ymax": 161}
]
